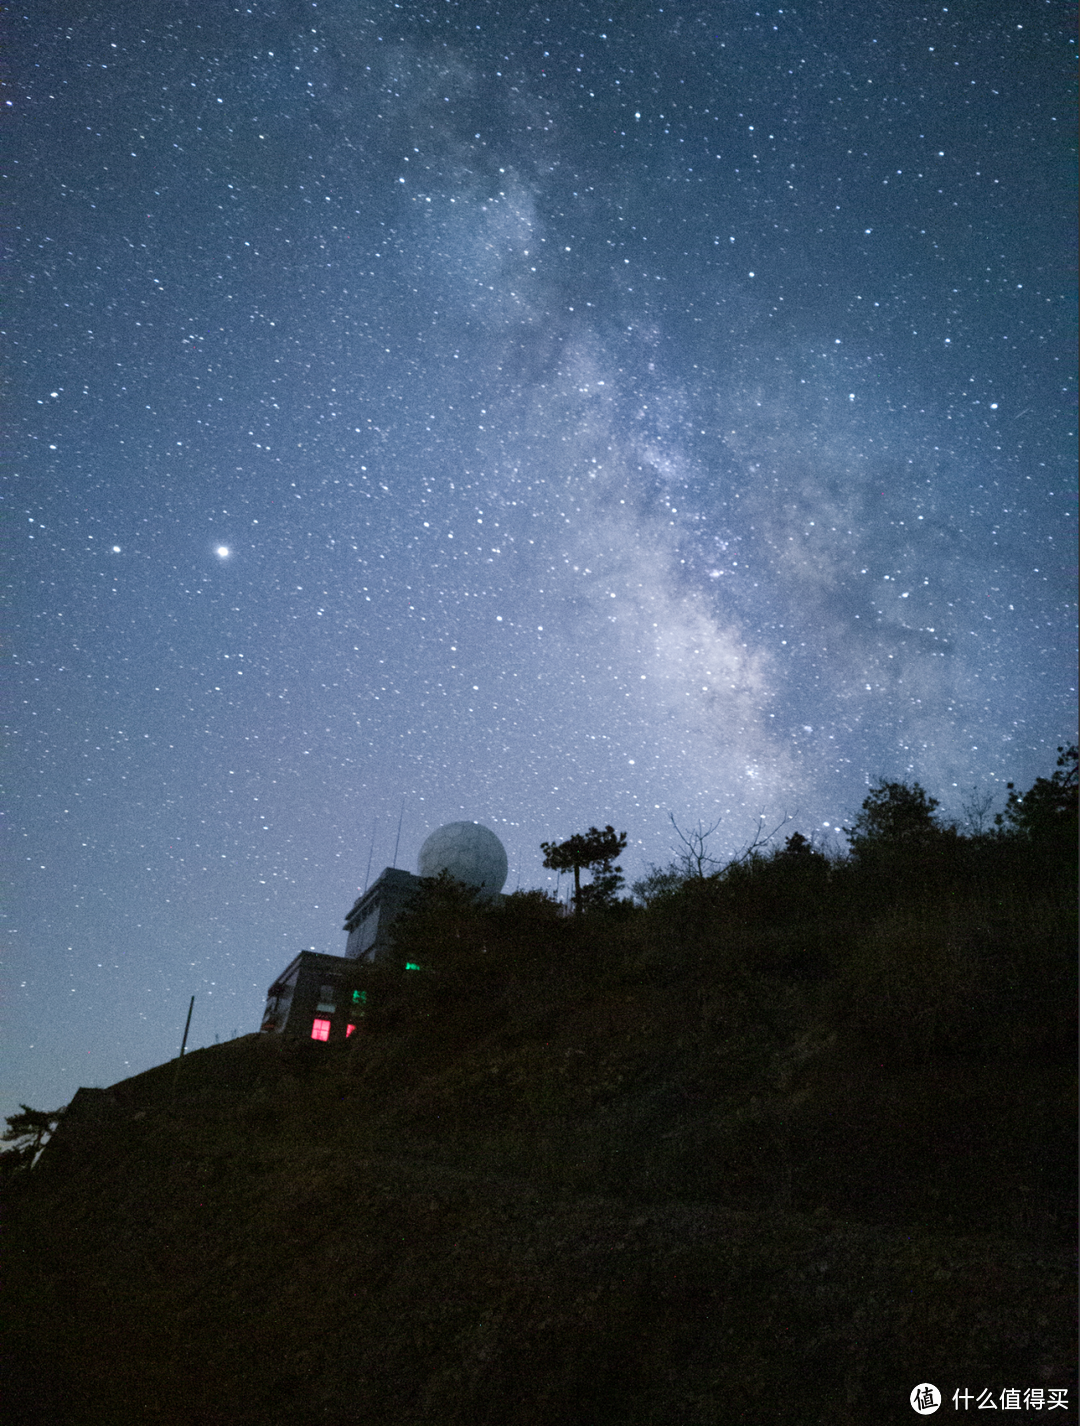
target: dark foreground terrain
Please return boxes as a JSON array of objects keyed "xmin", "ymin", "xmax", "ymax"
[{"xmin": 5, "ymin": 824, "xmax": 1077, "ymax": 1425}]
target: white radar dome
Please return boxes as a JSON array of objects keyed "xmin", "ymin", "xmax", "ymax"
[{"xmin": 417, "ymin": 821, "xmax": 508, "ymax": 894}]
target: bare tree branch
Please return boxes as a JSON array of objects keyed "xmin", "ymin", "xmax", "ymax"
[
  {"xmin": 668, "ymin": 808, "xmax": 795, "ymax": 878},
  {"xmin": 959, "ymin": 785, "xmax": 995, "ymax": 836},
  {"xmin": 731, "ymin": 808, "xmax": 795, "ymax": 864},
  {"xmin": 668, "ymin": 813, "xmax": 724, "ymax": 878}
]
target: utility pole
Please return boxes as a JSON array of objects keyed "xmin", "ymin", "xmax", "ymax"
[
  {"xmin": 178, "ymin": 995, "xmax": 195, "ymax": 1058},
  {"xmin": 172, "ymin": 995, "xmax": 195, "ymax": 1098}
]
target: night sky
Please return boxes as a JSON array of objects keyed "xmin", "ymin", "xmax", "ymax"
[{"xmin": 6, "ymin": 1, "xmax": 1076, "ymax": 1124}]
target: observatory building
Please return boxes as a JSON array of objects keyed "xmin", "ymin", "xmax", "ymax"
[{"xmin": 259, "ymin": 821, "xmax": 508, "ymax": 1041}]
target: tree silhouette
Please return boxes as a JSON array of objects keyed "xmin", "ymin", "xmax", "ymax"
[
  {"xmin": 776, "ymin": 830, "xmax": 820, "ymax": 862},
  {"xmin": 996, "ymin": 744, "xmax": 1078, "ymax": 844},
  {"xmin": 388, "ymin": 869, "xmax": 488, "ymax": 975},
  {"xmin": 541, "ymin": 824, "xmax": 627, "ymax": 914},
  {"xmin": 844, "ymin": 780, "xmax": 944, "ymax": 856}
]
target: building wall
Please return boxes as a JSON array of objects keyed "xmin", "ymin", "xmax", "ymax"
[
  {"xmin": 342, "ymin": 867, "xmax": 420, "ymax": 963},
  {"xmin": 261, "ymin": 951, "xmax": 354, "ymax": 1040},
  {"xmin": 262, "ymin": 868, "xmax": 422, "ymax": 1040}
]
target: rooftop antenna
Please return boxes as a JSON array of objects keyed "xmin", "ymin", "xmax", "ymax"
[
  {"xmin": 392, "ymin": 795, "xmax": 405, "ymax": 868},
  {"xmin": 362, "ymin": 816, "xmax": 379, "ymax": 894}
]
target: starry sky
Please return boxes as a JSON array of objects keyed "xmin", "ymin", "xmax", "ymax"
[{"xmin": 6, "ymin": 0, "xmax": 1076, "ymax": 1122}]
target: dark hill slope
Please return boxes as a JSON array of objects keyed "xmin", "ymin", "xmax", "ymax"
[{"xmin": 5, "ymin": 862, "xmax": 1077, "ymax": 1425}]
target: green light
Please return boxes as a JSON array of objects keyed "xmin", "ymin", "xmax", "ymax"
[{"xmin": 405, "ymin": 962, "xmax": 420, "ymax": 971}]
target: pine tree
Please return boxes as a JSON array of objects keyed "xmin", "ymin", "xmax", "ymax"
[{"xmin": 540, "ymin": 825, "xmax": 627, "ymax": 914}]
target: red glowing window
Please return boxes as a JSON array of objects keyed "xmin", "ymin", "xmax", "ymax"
[
  {"xmin": 346, "ymin": 1023, "xmax": 357, "ymax": 1038},
  {"xmin": 311, "ymin": 1018, "xmax": 331, "ymax": 1042}
]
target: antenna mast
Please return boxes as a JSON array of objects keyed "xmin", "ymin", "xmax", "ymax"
[
  {"xmin": 363, "ymin": 816, "xmax": 378, "ymax": 893},
  {"xmin": 392, "ymin": 796, "xmax": 405, "ymax": 868}
]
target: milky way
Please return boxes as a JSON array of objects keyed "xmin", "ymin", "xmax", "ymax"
[{"xmin": 6, "ymin": 2, "xmax": 1076, "ymax": 1120}]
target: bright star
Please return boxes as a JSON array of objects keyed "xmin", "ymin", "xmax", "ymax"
[{"xmin": 216, "ymin": 546, "xmax": 230, "ymax": 558}]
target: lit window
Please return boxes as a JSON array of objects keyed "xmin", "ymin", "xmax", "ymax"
[{"xmin": 311, "ymin": 1018, "xmax": 331, "ymax": 1042}]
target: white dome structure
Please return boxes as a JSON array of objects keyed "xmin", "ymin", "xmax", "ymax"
[{"xmin": 417, "ymin": 821, "xmax": 508, "ymax": 894}]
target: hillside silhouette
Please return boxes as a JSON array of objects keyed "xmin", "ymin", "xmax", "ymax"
[{"xmin": 5, "ymin": 757, "xmax": 1077, "ymax": 1425}]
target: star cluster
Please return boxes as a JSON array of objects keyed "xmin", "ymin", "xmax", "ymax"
[{"xmin": 5, "ymin": 1, "xmax": 1075, "ymax": 1120}]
